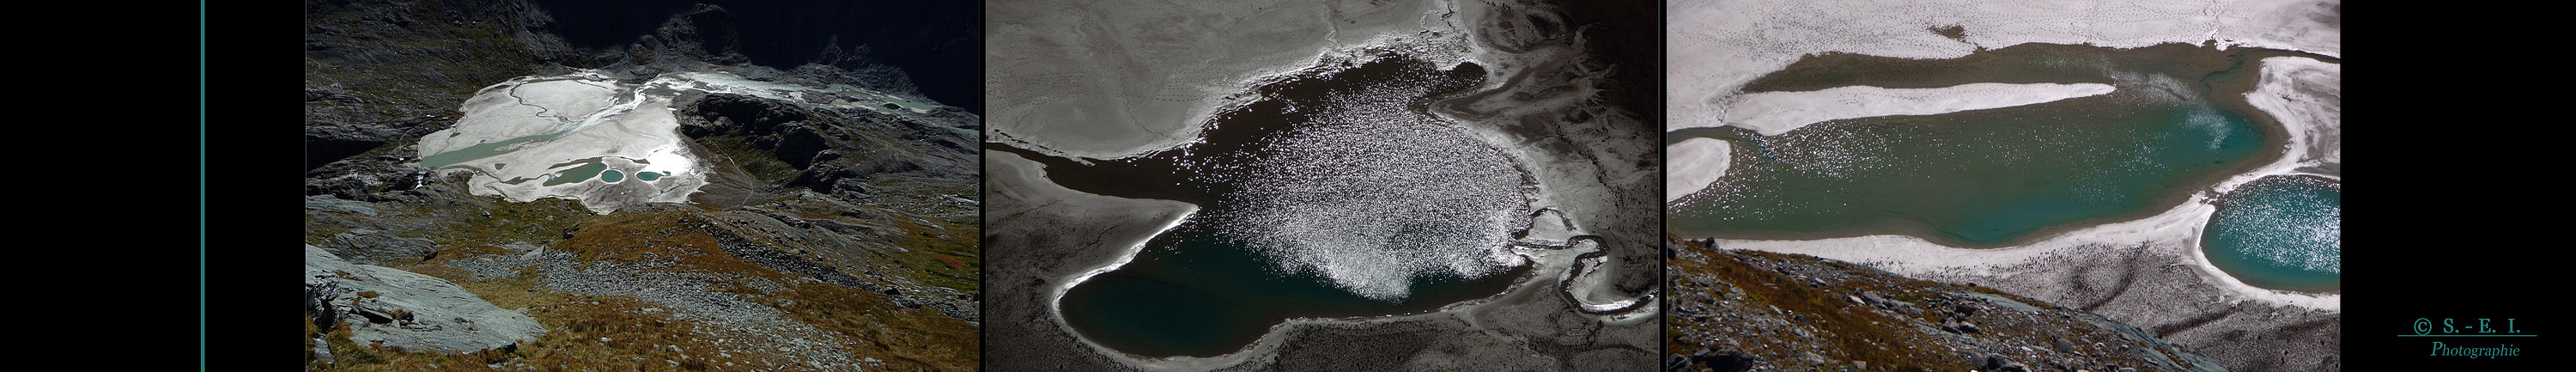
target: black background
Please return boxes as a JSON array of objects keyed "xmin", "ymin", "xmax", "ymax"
[
  {"xmin": 211, "ymin": 1, "xmax": 2550, "ymax": 370},
  {"xmin": 2341, "ymin": 3, "xmax": 2545, "ymax": 369}
]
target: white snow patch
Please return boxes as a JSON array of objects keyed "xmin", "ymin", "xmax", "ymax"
[
  {"xmin": 1712, "ymin": 82, "xmax": 2115, "ymax": 135},
  {"xmin": 421, "ymin": 75, "xmax": 708, "ymax": 214},
  {"xmin": 419, "ymin": 70, "xmax": 949, "ymax": 214}
]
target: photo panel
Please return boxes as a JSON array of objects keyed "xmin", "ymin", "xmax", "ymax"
[
  {"xmin": 983, "ymin": 0, "xmax": 1665, "ymax": 369},
  {"xmin": 1663, "ymin": 0, "xmax": 2343, "ymax": 370}
]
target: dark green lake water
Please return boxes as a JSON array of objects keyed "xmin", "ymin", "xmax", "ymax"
[
  {"xmin": 1668, "ymin": 43, "xmax": 2327, "ymax": 247},
  {"xmin": 1059, "ymin": 222, "xmax": 1527, "ymax": 357},
  {"xmin": 2202, "ymin": 175, "xmax": 2339, "ymax": 292},
  {"xmin": 538, "ymin": 159, "xmax": 610, "ymax": 186},
  {"xmin": 1000, "ymin": 53, "xmax": 1531, "ymax": 357}
]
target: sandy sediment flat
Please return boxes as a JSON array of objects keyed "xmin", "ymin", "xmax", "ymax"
[
  {"xmin": 417, "ymin": 78, "xmax": 617, "ymax": 156},
  {"xmin": 2242, "ymin": 56, "xmax": 2341, "ymax": 176},
  {"xmin": 1719, "ymin": 82, "xmax": 2115, "ymax": 135},
  {"xmin": 1664, "ymin": 137, "xmax": 1731, "ymax": 203},
  {"xmin": 984, "ymin": 0, "xmax": 1455, "ymax": 161},
  {"xmin": 1668, "ymin": 0, "xmax": 2342, "ymax": 133}
]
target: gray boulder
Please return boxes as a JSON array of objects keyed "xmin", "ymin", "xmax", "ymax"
[
  {"xmin": 1980, "ymin": 353, "xmax": 2014, "ymax": 370},
  {"xmin": 306, "ymin": 245, "xmax": 544, "ymax": 354},
  {"xmin": 311, "ymin": 337, "xmax": 335, "ymax": 366}
]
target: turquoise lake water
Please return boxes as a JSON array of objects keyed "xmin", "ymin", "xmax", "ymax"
[
  {"xmin": 2202, "ymin": 176, "xmax": 2339, "ymax": 292},
  {"xmin": 538, "ymin": 160, "xmax": 610, "ymax": 186},
  {"xmin": 1668, "ymin": 98, "xmax": 2264, "ymax": 246},
  {"xmin": 1667, "ymin": 44, "xmax": 2309, "ymax": 247}
]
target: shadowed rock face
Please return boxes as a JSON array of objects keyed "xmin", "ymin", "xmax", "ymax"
[
  {"xmin": 526, "ymin": 0, "xmax": 981, "ymax": 113},
  {"xmin": 314, "ymin": 229, "xmax": 440, "ymax": 265},
  {"xmin": 673, "ymin": 91, "xmax": 975, "ymax": 200},
  {"xmin": 1665, "ymin": 238, "xmax": 2232, "ymax": 372}
]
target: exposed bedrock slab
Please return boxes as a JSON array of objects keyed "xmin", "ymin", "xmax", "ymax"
[
  {"xmin": 305, "ymin": 245, "xmax": 545, "ymax": 354},
  {"xmin": 315, "ymin": 229, "xmax": 440, "ymax": 266}
]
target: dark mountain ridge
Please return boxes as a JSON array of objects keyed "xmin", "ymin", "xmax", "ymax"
[{"xmin": 304, "ymin": 0, "xmax": 977, "ymax": 173}]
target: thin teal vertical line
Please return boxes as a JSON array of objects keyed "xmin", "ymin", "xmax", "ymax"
[{"xmin": 197, "ymin": 0, "xmax": 206, "ymax": 370}]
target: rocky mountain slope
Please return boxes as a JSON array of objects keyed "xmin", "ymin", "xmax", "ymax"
[
  {"xmin": 301, "ymin": 1, "xmax": 980, "ymax": 370},
  {"xmin": 1665, "ymin": 238, "xmax": 2230, "ymax": 372}
]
